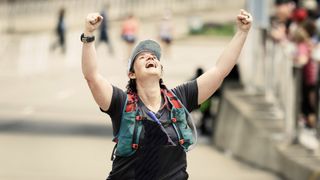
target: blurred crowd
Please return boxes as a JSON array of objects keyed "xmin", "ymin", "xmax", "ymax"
[
  {"xmin": 269, "ymin": 0, "xmax": 320, "ymax": 133},
  {"xmin": 50, "ymin": 4, "xmax": 175, "ymax": 60}
]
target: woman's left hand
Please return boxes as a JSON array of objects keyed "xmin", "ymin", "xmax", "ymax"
[{"xmin": 236, "ymin": 9, "xmax": 252, "ymax": 33}]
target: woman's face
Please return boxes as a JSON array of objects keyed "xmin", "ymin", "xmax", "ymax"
[{"xmin": 131, "ymin": 52, "xmax": 162, "ymax": 80}]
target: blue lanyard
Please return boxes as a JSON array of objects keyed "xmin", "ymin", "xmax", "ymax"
[{"xmin": 146, "ymin": 111, "xmax": 175, "ymax": 145}]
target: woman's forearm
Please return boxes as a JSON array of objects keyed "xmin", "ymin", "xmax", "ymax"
[
  {"xmin": 81, "ymin": 41, "xmax": 99, "ymax": 81},
  {"xmin": 196, "ymin": 10, "xmax": 252, "ymax": 104},
  {"xmin": 81, "ymin": 13, "xmax": 103, "ymax": 81},
  {"xmin": 215, "ymin": 30, "xmax": 248, "ymax": 78}
]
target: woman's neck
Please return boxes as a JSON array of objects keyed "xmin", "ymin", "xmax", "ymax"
[{"xmin": 136, "ymin": 79, "xmax": 162, "ymax": 112}]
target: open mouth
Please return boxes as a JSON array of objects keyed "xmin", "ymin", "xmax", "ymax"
[{"xmin": 145, "ymin": 62, "xmax": 157, "ymax": 68}]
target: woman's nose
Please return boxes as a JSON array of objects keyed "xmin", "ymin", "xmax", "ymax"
[{"xmin": 146, "ymin": 56, "xmax": 155, "ymax": 61}]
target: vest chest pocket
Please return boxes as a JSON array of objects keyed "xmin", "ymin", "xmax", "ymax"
[
  {"xmin": 172, "ymin": 108, "xmax": 194, "ymax": 149},
  {"xmin": 116, "ymin": 111, "xmax": 140, "ymax": 156}
]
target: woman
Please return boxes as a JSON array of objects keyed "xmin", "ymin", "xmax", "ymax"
[{"xmin": 81, "ymin": 9, "xmax": 252, "ymax": 180}]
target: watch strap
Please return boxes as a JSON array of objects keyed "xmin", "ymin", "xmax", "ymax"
[{"xmin": 81, "ymin": 33, "xmax": 95, "ymax": 43}]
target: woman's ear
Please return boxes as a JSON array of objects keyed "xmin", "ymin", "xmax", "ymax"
[{"xmin": 128, "ymin": 72, "xmax": 136, "ymax": 79}]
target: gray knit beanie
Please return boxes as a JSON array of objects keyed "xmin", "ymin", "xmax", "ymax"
[{"xmin": 127, "ymin": 39, "xmax": 161, "ymax": 73}]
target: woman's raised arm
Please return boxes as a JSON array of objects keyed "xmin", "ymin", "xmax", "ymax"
[{"xmin": 81, "ymin": 13, "xmax": 113, "ymax": 111}]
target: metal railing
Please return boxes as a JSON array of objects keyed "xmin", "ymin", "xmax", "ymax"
[{"xmin": 239, "ymin": 27, "xmax": 295, "ymax": 137}]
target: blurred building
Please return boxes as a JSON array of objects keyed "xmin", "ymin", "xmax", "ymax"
[{"xmin": 0, "ymin": 0, "xmax": 245, "ymax": 33}]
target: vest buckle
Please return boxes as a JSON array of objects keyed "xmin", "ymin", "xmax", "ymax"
[
  {"xmin": 112, "ymin": 137, "xmax": 118, "ymax": 143},
  {"xmin": 135, "ymin": 115, "xmax": 143, "ymax": 121},
  {"xmin": 132, "ymin": 143, "xmax": 139, "ymax": 150},
  {"xmin": 179, "ymin": 139, "xmax": 185, "ymax": 145}
]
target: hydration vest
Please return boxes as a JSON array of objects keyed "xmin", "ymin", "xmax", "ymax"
[{"xmin": 112, "ymin": 89, "xmax": 194, "ymax": 158}]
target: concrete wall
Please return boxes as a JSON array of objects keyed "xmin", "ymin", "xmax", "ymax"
[{"xmin": 214, "ymin": 88, "xmax": 320, "ymax": 180}]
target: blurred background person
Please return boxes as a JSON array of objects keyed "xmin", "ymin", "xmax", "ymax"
[
  {"xmin": 159, "ymin": 8, "xmax": 174, "ymax": 59},
  {"xmin": 289, "ymin": 0, "xmax": 319, "ymax": 130},
  {"xmin": 121, "ymin": 13, "xmax": 139, "ymax": 59},
  {"xmin": 98, "ymin": 4, "xmax": 114, "ymax": 56},
  {"xmin": 50, "ymin": 8, "xmax": 66, "ymax": 54},
  {"xmin": 301, "ymin": 1, "xmax": 320, "ymax": 129},
  {"xmin": 288, "ymin": 7, "xmax": 308, "ymax": 37},
  {"xmin": 270, "ymin": 0, "xmax": 296, "ymax": 43},
  {"xmin": 291, "ymin": 20, "xmax": 318, "ymax": 129},
  {"xmin": 300, "ymin": 19, "xmax": 319, "ymax": 129},
  {"xmin": 190, "ymin": 67, "xmax": 214, "ymax": 136}
]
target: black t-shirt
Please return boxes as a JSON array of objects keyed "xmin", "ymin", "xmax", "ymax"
[
  {"xmin": 103, "ymin": 80, "xmax": 199, "ymax": 135},
  {"xmin": 101, "ymin": 80, "xmax": 199, "ymax": 179}
]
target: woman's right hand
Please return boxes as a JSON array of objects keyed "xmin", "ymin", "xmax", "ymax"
[{"xmin": 84, "ymin": 13, "xmax": 103, "ymax": 35}]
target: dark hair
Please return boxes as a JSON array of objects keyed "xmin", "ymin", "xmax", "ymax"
[
  {"xmin": 126, "ymin": 78, "xmax": 165, "ymax": 94},
  {"xmin": 275, "ymin": 0, "xmax": 294, "ymax": 5},
  {"xmin": 302, "ymin": 19, "xmax": 317, "ymax": 37}
]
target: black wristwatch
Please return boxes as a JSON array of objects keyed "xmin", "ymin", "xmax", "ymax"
[{"xmin": 80, "ymin": 33, "xmax": 95, "ymax": 43}]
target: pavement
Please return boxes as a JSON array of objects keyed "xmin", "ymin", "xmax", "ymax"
[{"xmin": 0, "ymin": 10, "xmax": 282, "ymax": 180}]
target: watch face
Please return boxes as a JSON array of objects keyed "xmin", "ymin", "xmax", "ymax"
[{"xmin": 81, "ymin": 34, "xmax": 94, "ymax": 43}]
